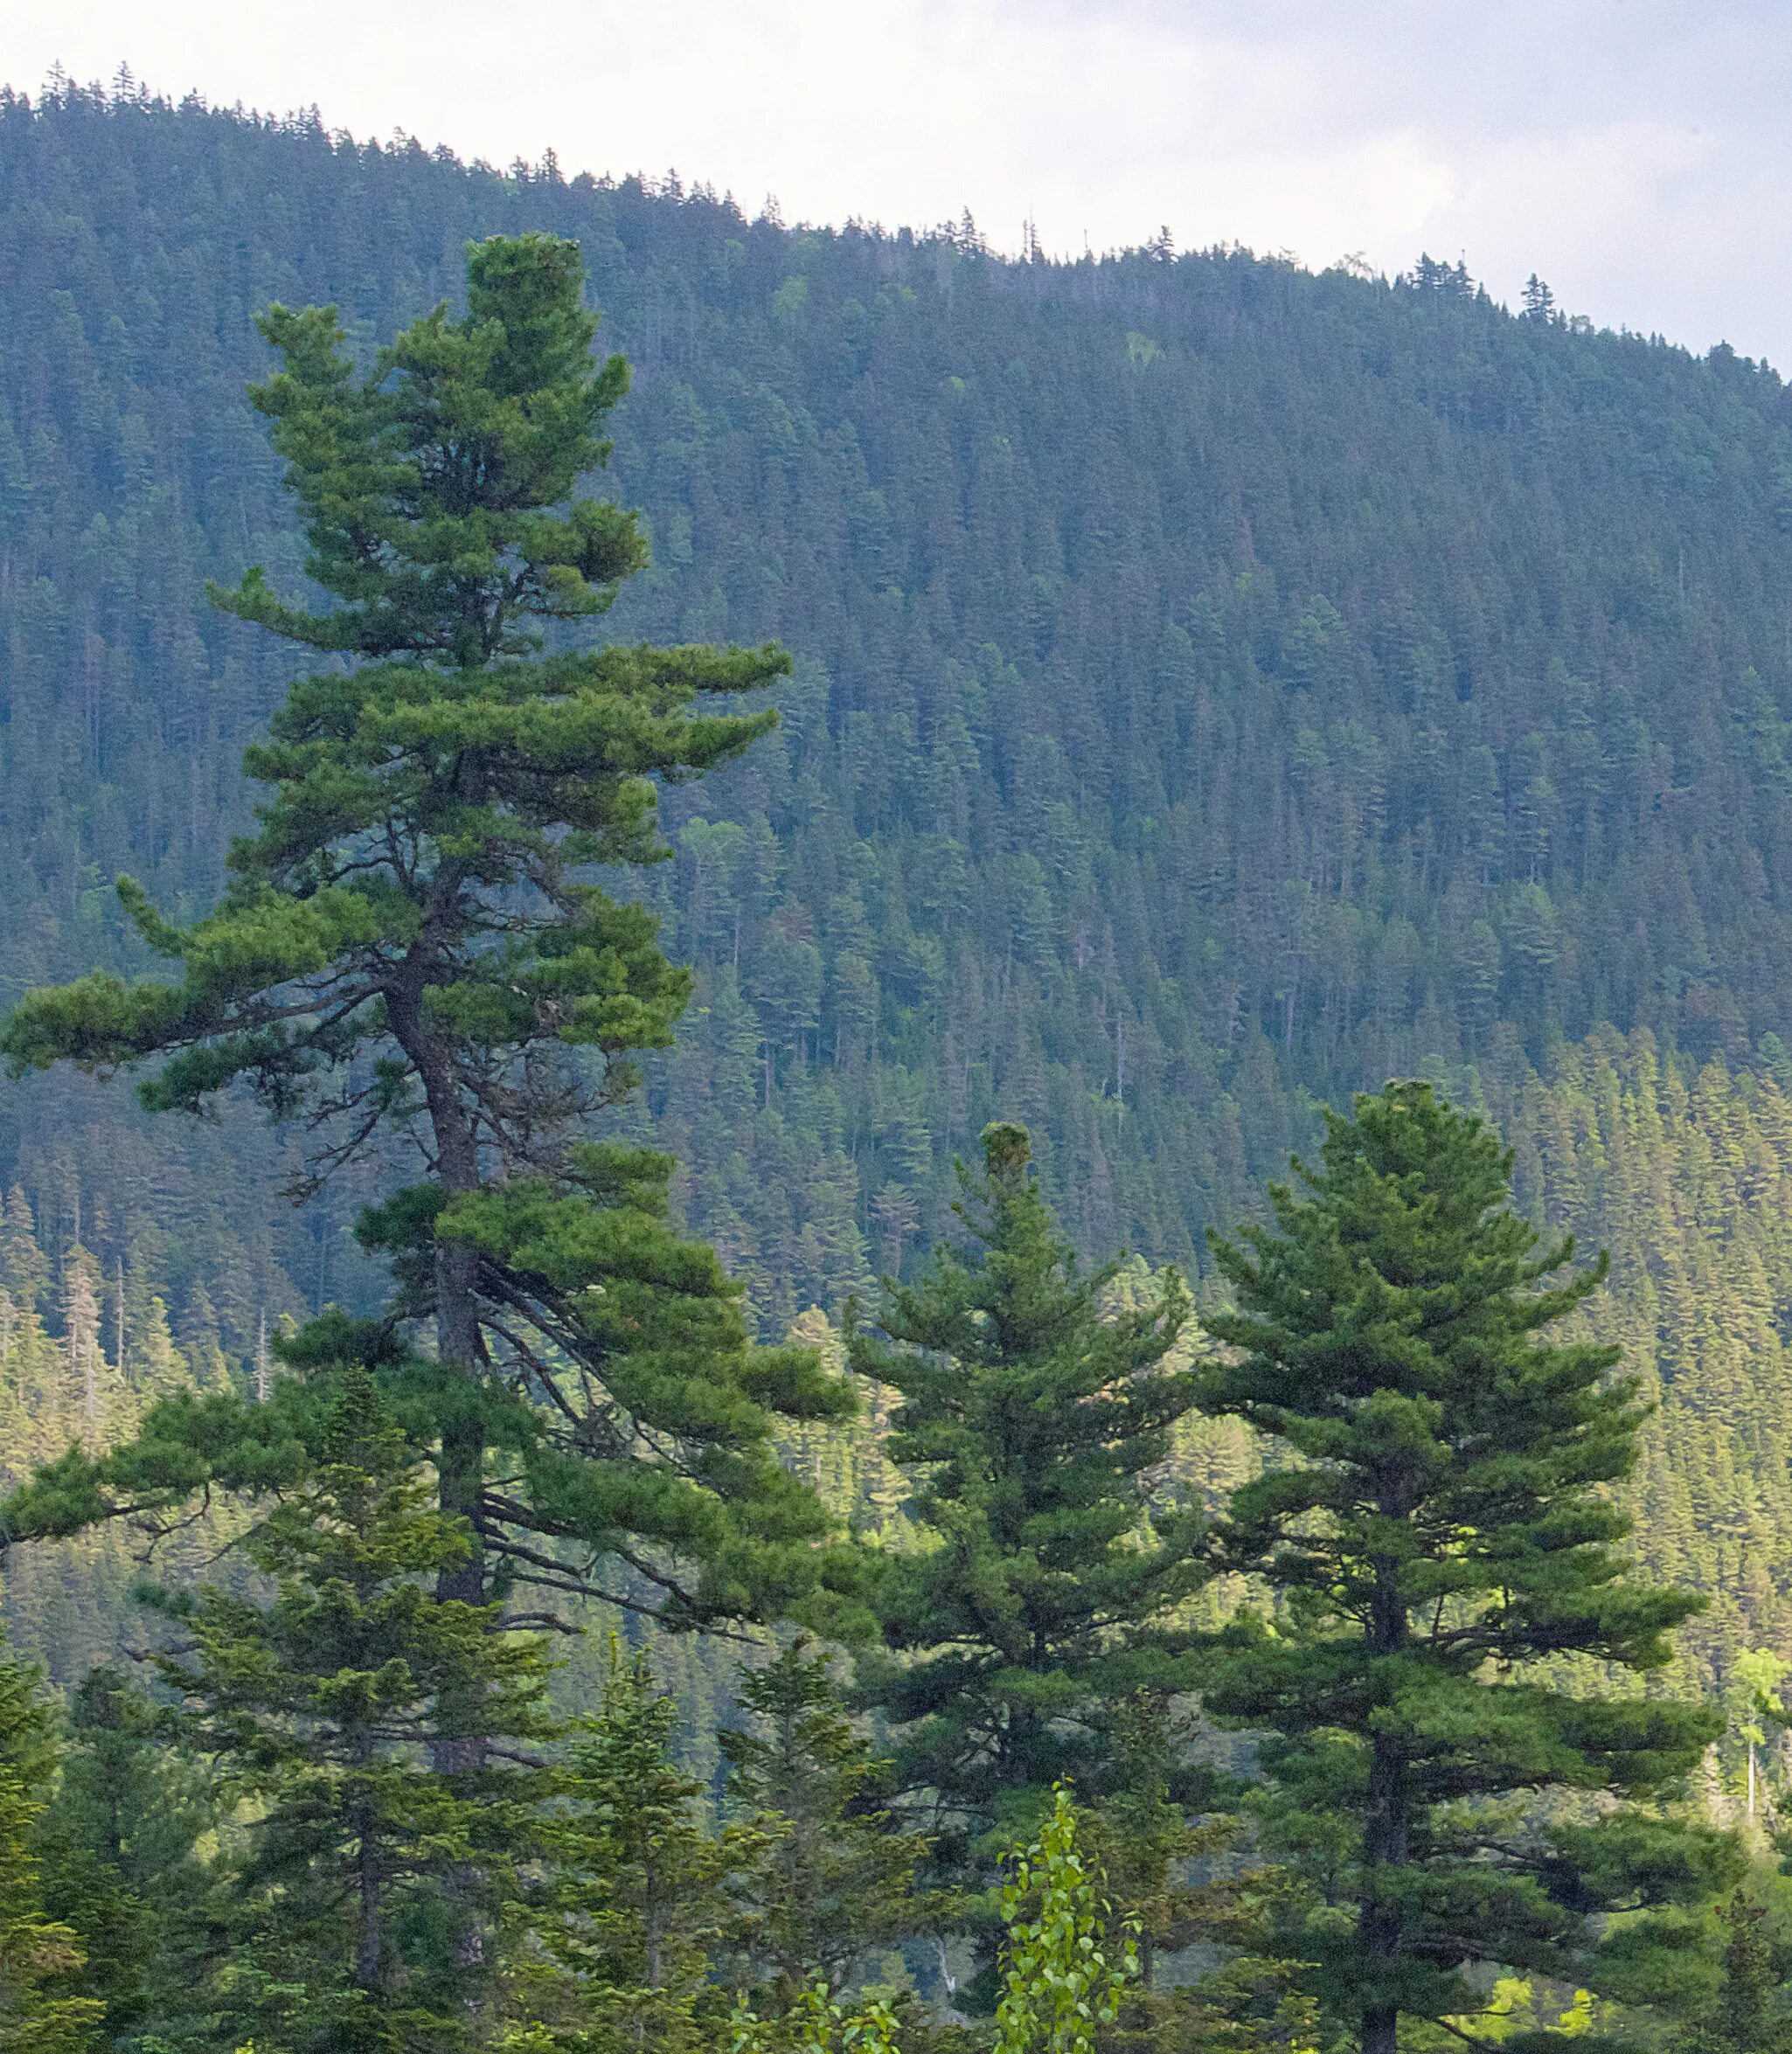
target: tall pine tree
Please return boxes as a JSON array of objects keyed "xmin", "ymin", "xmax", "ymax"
[
  {"xmin": 1200, "ymin": 1081, "xmax": 1736, "ymax": 2054},
  {"xmin": 0, "ymin": 232, "xmax": 853, "ymax": 1641}
]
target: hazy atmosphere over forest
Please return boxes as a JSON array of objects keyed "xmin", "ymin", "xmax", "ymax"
[{"xmin": 4, "ymin": 15, "xmax": 1792, "ymax": 2052}]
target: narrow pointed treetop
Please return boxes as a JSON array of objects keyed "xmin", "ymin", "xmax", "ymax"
[{"xmin": 851, "ymin": 1121, "xmax": 1209, "ymax": 1894}]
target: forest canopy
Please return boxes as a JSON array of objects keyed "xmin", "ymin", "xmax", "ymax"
[{"xmin": 0, "ymin": 76, "xmax": 1790, "ymax": 2051}]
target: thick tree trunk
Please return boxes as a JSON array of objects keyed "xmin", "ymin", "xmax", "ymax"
[
  {"xmin": 390, "ymin": 978, "xmax": 489, "ymax": 1627},
  {"xmin": 1362, "ymin": 2006, "xmax": 1399, "ymax": 2054},
  {"xmin": 390, "ymin": 981, "xmax": 490, "ymax": 1979},
  {"xmin": 1359, "ymin": 1732, "xmax": 1408, "ymax": 2054},
  {"xmin": 431, "ymin": 1232, "xmax": 491, "ymax": 1982},
  {"xmin": 432, "ymin": 1230, "xmax": 487, "ymax": 1618}
]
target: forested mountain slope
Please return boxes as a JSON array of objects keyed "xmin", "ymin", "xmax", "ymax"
[{"xmin": 5, "ymin": 79, "xmax": 1792, "ymax": 1686}]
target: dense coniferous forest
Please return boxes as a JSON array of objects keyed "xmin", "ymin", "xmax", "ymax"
[
  {"xmin": 9, "ymin": 80, "xmax": 1792, "ymax": 1683},
  {"xmin": 6, "ymin": 74, "xmax": 1792, "ymax": 2050}
]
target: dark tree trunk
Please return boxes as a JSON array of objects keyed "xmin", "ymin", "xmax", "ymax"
[
  {"xmin": 352, "ymin": 1778, "xmax": 383, "ymax": 1994},
  {"xmin": 391, "ymin": 979, "xmax": 490, "ymax": 1976},
  {"xmin": 390, "ymin": 973, "xmax": 489, "ymax": 1625},
  {"xmin": 1359, "ymin": 1551, "xmax": 1409, "ymax": 2054}
]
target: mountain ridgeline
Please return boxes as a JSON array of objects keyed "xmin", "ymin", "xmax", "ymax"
[{"xmin": 4, "ymin": 80, "xmax": 1792, "ymax": 1686}]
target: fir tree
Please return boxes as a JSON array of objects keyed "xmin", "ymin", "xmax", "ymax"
[
  {"xmin": 720, "ymin": 1635, "xmax": 926, "ymax": 2002},
  {"xmin": 1200, "ymin": 1080, "xmax": 1738, "ymax": 2054},
  {"xmin": 1521, "ymin": 273, "xmax": 1557, "ymax": 321},
  {"xmin": 37, "ymin": 1666, "xmax": 219, "ymax": 2052},
  {"xmin": 58, "ymin": 1250, "xmax": 107, "ymax": 1450},
  {"xmin": 149, "ymin": 1363, "xmax": 556, "ymax": 2050},
  {"xmin": 850, "ymin": 1123, "xmax": 1207, "ymax": 1892},
  {"xmin": 1691, "ymin": 1888, "xmax": 1792, "ymax": 2054},
  {"xmin": 517, "ymin": 1641, "xmax": 743, "ymax": 2054},
  {"xmin": 0, "ymin": 1193, "xmax": 49, "ymax": 1321},
  {"xmin": 0, "ymin": 1632, "xmax": 101, "ymax": 2052},
  {"xmin": 1065, "ymin": 1692, "xmax": 1319, "ymax": 2054},
  {"xmin": 0, "ymin": 231, "xmax": 853, "ymax": 1646}
]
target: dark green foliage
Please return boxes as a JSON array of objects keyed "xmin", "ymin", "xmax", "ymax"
[
  {"xmin": 1201, "ymin": 1080, "xmax": 1737, "ymax": 2053},
  {"xmin": 517, "ymin": 1641, "xmax": 743, "ymax": 2054},
  {"xmin": 720, "ymin": 1636, "xmax": 927, "ymax": 2001},
  {"xmin": 0, "ymin": 1630, "xmax": 101, "ymax": 2051},
  {"xmin": 851, "ymin": 1122, "xmax": 1206, "ymax": 1881},
  {"xmin": 0, "ymin": 82, "xmax": 1785, "ymax": 2054},
  {"xmin": 37, "ymin": 1668, "xmax": 218, "ymax": 2053},
  {"xmin": 1690, "ymin": 1889, "xmax": 1792, "ymax": 2054},
  {"xmin": 148, "ymin": 1364, "xmax": 556, "ymax": 2051}
]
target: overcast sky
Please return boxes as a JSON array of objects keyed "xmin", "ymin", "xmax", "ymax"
[{"xmin": 10, "ymin": 1, "xmax": 1792, "ymax": 364}]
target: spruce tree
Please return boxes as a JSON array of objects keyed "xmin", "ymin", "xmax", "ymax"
[
  {"xmin": 850, "ymin": 1123, "xmax": 1207, "ymax": 1891},
  {"xmin": 721, "ymin": 1636, "xmax": 926, "ymax": 2003},
  {"xmin": 0, "ymin": 232, "xmax": 852, "ymax": 1637},
  {"xmin": 0, "ymin": 1633, "xmax": 101, "ymax": 2052},
  {"xmin": 1200, "ymin": 1081, "xmax": 1737, "ymax": 2054},
  {"xmin": 37, "ymin": 1667, "xmax": 219, "ymax": 2052},
  {"xmin": 149, "ymin": 1363, "xmax": 555, "ymax": 2050},
  {"xmin": 1691, "ymin": 1889, "xmax": 1792, "ymax": 2054},
  {"xmin": 517, "ymin": 1641, "xmax": 743, "ymax": 2054}
]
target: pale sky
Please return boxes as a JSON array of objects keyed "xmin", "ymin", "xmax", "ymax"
[{"xmin": 10, "ymin": 0, "xmax": 1792, "ymax": 364}]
